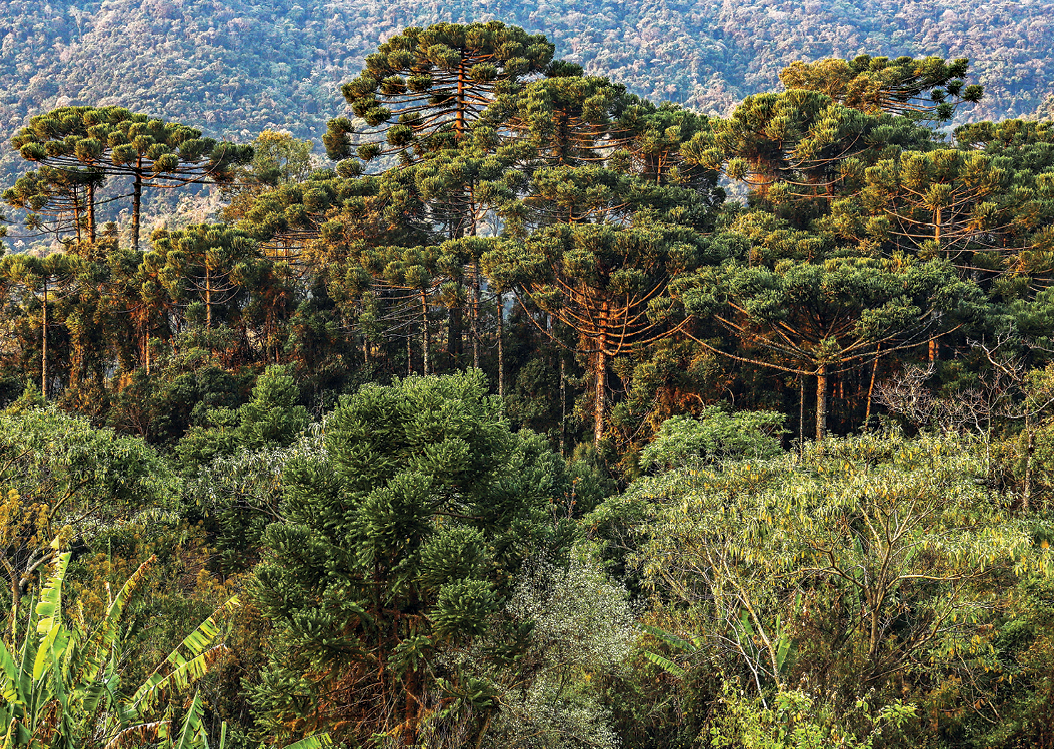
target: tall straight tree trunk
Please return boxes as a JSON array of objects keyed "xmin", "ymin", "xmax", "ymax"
[
  {"xmin": 420, "ymin": 290, "xmax": 430, "ymax": 375},
  {"xmin": 798, "ymin": 375, "xmax": 805, "ymax": 458},
  {"xmin": 865, "ymin": 346, "xmax": 880, "ymax": 425},
  {"xmin": 69, "ymin": 340, "xmax": 81, "ymax": 390},
  {"xmin": 87, "ymin": 181, "xmax": 96, "ymax": 243},
  {"xmin": 41, "ymin": 280, "xmax": 48, "ymax": 399},
  {"xmin": 131, "ymin": 169, "xmax": 143, "ymax": 250},
  {"xmin": 496, "ymin": 291, "xmax": 504, "ymax": 398},
  {"xmin": 456, "ymin": 57, "xmax": 466, "ymax": 139},
  {"xmin": 593, "ymin": 301, "xmax": 611, "ymax": 445},
  {"xmin": 927, "ymin": 206, "xmax": 945, "ymax": 364},
  {"xmin": 816, "ymin": 363, "xmax": 828, "ymax": 440},
  {"xmin": 472, "ymin": 266, "xmax": 481, "ymax": 369},
  {"xmin": 468, "ymin": 196, "xmax": 480, "ymax": 369},
  {"xmin": 448, "ymin": 304, "xmax": 462, "ymax": 369},
  {"xmin": 560, "ymin": 354, "xmax": 567, "ymax": 458},
  {"xmin": 1024, "ymin": 409, "xmax": 1035, "ymax": 512},
  {"xmin": 594, "ymin": 348, "xmax": 607, "ymax": 446},
  {"xmin": 404, "ymin": 667, "xmax": 420, "ymax": 746},
  {"xmin": 72, "ymin": 199, "xmax": 83, "ymax": 244},
  {"xmin": 205, "ymin": 265, "xmax": 213, "ymax": 330}
]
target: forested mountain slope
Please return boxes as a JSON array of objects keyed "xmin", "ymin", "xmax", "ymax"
[{"xmin": 2, "ymin": 0, "xmax": 1052, "ymax": 175}]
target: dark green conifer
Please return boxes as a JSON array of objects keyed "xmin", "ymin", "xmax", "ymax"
[{"xmin": 252, "ymin": 370, "xmax": 572, "ymax": 746}]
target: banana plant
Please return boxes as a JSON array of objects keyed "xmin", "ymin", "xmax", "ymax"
[
  {"xmin": 641, "ymin": 600, "xmax": 798, "ymax": 692},
  {"xmin": 0, "ymin": 552, "xmax": 238, "ymax": 749},
  {"xmin": 640, "ymin": 623, "xmax": 701, "ymax": 679}
]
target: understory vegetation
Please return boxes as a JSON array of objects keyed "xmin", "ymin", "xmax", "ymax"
[{"xmin": 3, "ymin": 19, "xmax": 1054, "ymax": 749}]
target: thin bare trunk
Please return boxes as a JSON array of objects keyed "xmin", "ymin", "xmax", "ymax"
[
  {"xmin": 420, "ymin": 290, "xmax": 430, "ymax": 375},
  {"xmin": 865, "ymin": 346, "xmax": 880, "ymax": 425},
  {"xmin": 404, "ymin": 666, "xmax": 419, "ymax": 746},
  {"xmin": 73, "ymin": 198, "xmax": 82, "ymax": 244},
  {"xmin": 87, "ymin": 181, "xmax": 96, "ymax": 243},
  {"xmin": 473, "ymin": 713, "xmax": 493, "ymax": 749},
  {"xmin": 456, "ymin": 57, "xmax": 466, "ymax": 139},
  {"xmin": 472, "ymin": 267, "xmax": 481, "ymax": 369},
  {"xmin": 1024, "ymin": 410, "xmax": 1034, "ymax": 512},
  {"xmin": 41, "ymin": 280, "xmax": 48, "ymax": 399},
  {"xmin": 560, "ymin": 354, "xmax": 567, "ymax": 458},
  {"xmin": 496, "ymin": 292, "xmax": 504, "ymax": 398},
  {"xmin": 594, "ymin": 348, "xmax": 607, "ymax": 446},
  {"xmin": 448, "ymin": 303, "xmax": 462, "ymax": 368},
  {"xmin": 131, "ymin": 169, "xmax": 143, "ymax": 250},
  {"xmin": 205, "ymin": 265, "xmax": 213, "ymax": 330},
  {"xmin": 868, "ymin": 590, "xmax": 882, "ymax": 664},
  {"xmin": 816, "ymin": 363, "xmax": 828, "ymax": 441}
]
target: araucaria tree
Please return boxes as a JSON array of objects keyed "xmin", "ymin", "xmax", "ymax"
[
  {"xmin": 324, "ymin": 21, "xmax": 555, "ymax": 166},
  {"xmin": 252, "ymin": 371, "xmax": 572, "ymax": 747},
  {"xmin": 11, "ymin": 106, "xmax": 251, "ymax": 249},
  {"xmin": 488, "ymin": 220, "xmax": 713, "ymax": 445}
]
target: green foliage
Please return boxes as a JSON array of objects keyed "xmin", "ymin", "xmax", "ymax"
[
  {"xmin": 4, "ymin": 18, "xmax": 1054, "ymax": 749},
  {"xmin": 0, "ymin": 552, "xmax": 235, "ymax": 749},
  {"xmin": 252, "ymin": 370, "xmax": 575, "ymax": 745},
  {"xmin": 606, "ymin": 429, "xmax": 1050, "ymax": 738},
  {"xmin": 709, "ymin": 684, "xmax": 916, "ymax": 749},
  {"xmin": 477, "ymin": 552, "xmax": 636, "ymax": 749},
  {"xmin": 10, "ymin": 106, "xmax": 251, "ymax": 247},
  {"xmin": 640, "ymin": 406, "xmax": 786, "ymax": 470},
  {"xmin": 234, "ymin": 365, "xmax": 309, "ymax": 451},
  {"xmin": 327, "ymin": 21, "xmax": 554, "ymax": 164},
  {"xmin": 0, "ymin": 406, "xmax": 176, "ymax": 632},
  {"xmin": 677, "ymin": 248, "xmax": 987, "ymax": 437},
  {"xmin": 780, "ymin": 54, "xmax": 983, "ymax": 124},
  {"xmin": 0, "ymin": 0, "xmax": 1051, "ymax": 203}
]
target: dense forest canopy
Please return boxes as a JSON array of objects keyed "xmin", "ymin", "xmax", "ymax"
[
  {"xmin": 3, "ymin": 11, "xmax": 1054, "ymax": 749},
  {"xmin": 1, "ymin": 0, "xmax": 1053, "ymax": 189}
]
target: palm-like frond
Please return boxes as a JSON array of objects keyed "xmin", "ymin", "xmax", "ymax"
[
  {"xmin": 127, "ymin": 597, "xmax": 239, "ymax": 717},
  {"xmin": 35, "ymin": 552, "xmax": 70, "ymax": 635}
]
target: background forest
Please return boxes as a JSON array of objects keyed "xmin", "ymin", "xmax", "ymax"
[
  {"xmin": 2, "ymin": 0, "xmax": 1054, "ymax": 200},
  {"xmin": 3, "ymin": 12, "xmax": 1054, "ymax": 749}
]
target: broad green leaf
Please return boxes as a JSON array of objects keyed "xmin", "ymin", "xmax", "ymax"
[
  {"xmin": 0, "ymin": 639, "xmax": 18, "ymax": 702},
  {"xmin": 282, "ymin": 733, "xmax": 333, "ymax": 749},
  {"xmin": 642, "ymin": 649, "xmax": 687, "ymax": 678},
  {"xmin": 128, "ymin": 597, "xmax": 238, "ymax": 715},
  {"xmin": 640, "ymin": 623, "xmax": 697, "ymax": 653},
  {"xmin": 172, "ymin": 691, "xmax": 205, "ymax": 749},
  {"xmin": 36, "ymin": 552, "xmax": 71, "ymax": 635}
]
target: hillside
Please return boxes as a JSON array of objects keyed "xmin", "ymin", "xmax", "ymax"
[
  {"xmin": 2, "ymin": 0, "xmax": 1053, "ymax": 173},
  {"xmin": 6, "ymin": 12, "xmax": 1054, "ymax": 746}
]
